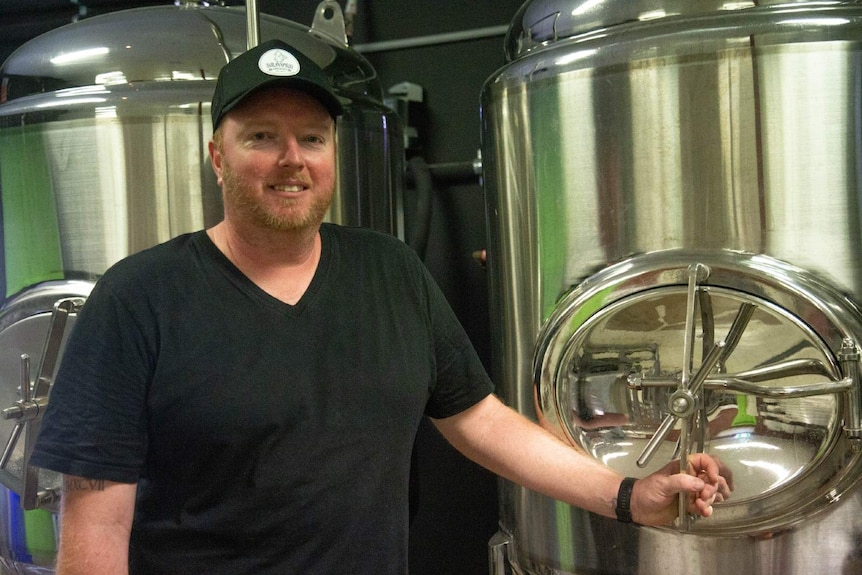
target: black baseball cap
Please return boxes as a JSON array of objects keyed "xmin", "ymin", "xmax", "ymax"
[{"xmin": 211, "ymin": 39, "xmax": 344, "ymax": 130}]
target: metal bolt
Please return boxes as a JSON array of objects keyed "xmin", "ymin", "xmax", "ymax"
[
  {"xmin": 1, "ymin": 405, "xmax": 23, "ymax": 420},
  {"xmin": 672, "ymin": 396, "xmax": 690, "ymax": 413}
]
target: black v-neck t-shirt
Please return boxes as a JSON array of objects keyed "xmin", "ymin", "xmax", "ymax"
[{"xmin": 32, "ymin": 224, "xmax": 493, "ymax": 575}]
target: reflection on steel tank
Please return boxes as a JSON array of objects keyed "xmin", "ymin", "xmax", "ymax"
[
  {"xmin": 483, "ymin": 1, "xmax": 862, "ymax": 574},
  {"xmin": 0, "ymin": 2, "xmax": 403, "ymax": 573}
]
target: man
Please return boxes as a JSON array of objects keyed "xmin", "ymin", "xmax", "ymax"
[{"xmin": 30, "ymin": 39, "xmax": 729, "ymax": 575}]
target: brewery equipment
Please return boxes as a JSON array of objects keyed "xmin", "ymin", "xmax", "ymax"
[
  {"xmin": 482, "ymin": 1, "xmax": 862, "ymax": 573},
  {"xmin": 0, "ymin": 2, "xmax": 402, "ymax": 572}
]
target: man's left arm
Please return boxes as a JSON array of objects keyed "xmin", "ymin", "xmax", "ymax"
[{"xmin": 431, "ymin": 394, "xmax": 728, "ymax": 526}]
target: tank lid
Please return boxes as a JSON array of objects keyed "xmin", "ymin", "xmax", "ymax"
[
  {"xmin": 0, "ymin": 4, "xmax": 380, "ymax": 105},
  {"xmin": 505, "ymin": 0, "xmax": 851, "ymax": 59}
]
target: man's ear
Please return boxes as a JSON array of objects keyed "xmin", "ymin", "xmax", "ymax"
[{"xmin": 209, "ymin": 140, "xmax": 224, "ymax": 185}]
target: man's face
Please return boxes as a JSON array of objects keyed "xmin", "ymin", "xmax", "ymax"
[{"xmin": 210, "ymin": 87, "xmax": 337, "ymax": 232}]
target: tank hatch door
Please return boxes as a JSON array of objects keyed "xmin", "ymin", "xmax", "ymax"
[
  {"xmin": 0, "ymin": 281, "xmax": 92, "ymax": 511},
  {"xmin": 534, "ymin": 251, "xmax": 862, "ymax": 534}
]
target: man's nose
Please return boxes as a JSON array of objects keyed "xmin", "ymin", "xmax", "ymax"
[{"xmin": 277, "ymin": 138, "xmax": 304, "ymax": 167}]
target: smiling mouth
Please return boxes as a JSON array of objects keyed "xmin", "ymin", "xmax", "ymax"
[{"xmin": 271, "ymin": 184, "xmax": 307, "ymax": 193}]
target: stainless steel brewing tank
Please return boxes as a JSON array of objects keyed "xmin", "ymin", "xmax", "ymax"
[
  {"xmin": 0, "ymin": 3, "xmax": 402, "ymax": 572},
  {"xmin": 0, "ymin": 2, "xmax": 402, "ymax": 297},
  {"xmin": 483, "ymin": 1, "xmax": 862, "ymax": 574}
]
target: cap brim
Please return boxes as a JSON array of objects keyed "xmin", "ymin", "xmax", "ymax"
[{"xmin": 215, "ymin": 77, "xmax": 344, "ymax": 129}]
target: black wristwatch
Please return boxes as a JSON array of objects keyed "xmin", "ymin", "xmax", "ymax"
[{"xmin": 615, "ymin": 477, "xmax": 637, "ymax": 523}]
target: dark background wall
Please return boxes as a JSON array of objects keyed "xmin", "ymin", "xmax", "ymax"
[{"xmin": 1, "ymin": 1, "xmax": 525, "ymax": 574}]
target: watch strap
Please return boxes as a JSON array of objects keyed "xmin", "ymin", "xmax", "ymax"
[{"xmin": 615, "ymin": 477, "xmax": 637, "ymax": 523}]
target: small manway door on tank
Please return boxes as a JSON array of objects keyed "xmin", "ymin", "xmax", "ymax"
[
  {"xmin": 534, "ymin": 250, "xmax": 862, "ymax": 534},
  {"xmin": 0, "ymin": 280, "xmax": 91, "ymax": 513}
]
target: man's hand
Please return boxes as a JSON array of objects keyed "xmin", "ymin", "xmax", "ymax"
[{"xmin": 631, "ymin": 453, "xmax": 734, "ymax": 526}]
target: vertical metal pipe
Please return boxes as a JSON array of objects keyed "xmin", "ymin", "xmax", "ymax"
[
  {"xmin": 840, "ymin": 338, "xmax": 862, "ymax": 439},
  {"xmin": 487, "ymin": 532, "xmax": 511, "ymax": 575},
  {"xmin": 246, "ymin": 0, "xmax": 260, "ymax": 50}
]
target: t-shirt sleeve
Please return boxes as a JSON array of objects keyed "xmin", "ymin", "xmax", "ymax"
[
  {"xmin": 30, "ymin": 277, "xmax": 152, "ymax": 483},
  {"xmin": 420, "ymin": 264, "xmax": 495, "ymax": 419}
]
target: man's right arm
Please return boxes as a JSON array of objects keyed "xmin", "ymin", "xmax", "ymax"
[{"xmin": 55, "ymin": 475, "xmax": 137, "ymax": 575}]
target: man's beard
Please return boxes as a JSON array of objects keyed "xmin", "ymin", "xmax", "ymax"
[{"xmin": 221, "ymin": 161, "xmax": 333, "ymax": 232}]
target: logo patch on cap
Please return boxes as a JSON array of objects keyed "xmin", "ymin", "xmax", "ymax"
[{"xmin": 257, "ymin": 49, "xmax": 301, "ymax": 77}]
